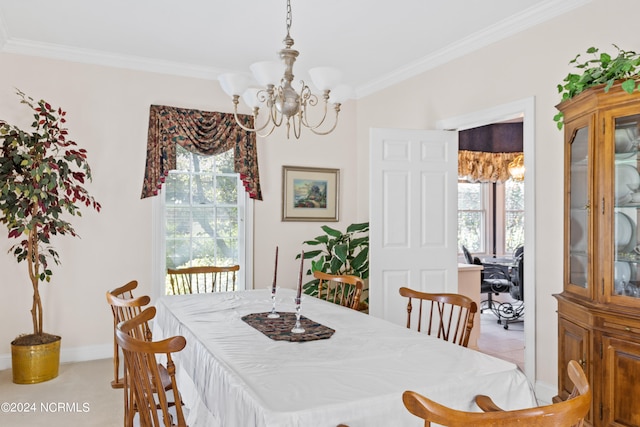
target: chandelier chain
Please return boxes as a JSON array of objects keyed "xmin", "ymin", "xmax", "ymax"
[
  {"xmin": 286, "ymin": 0, "xmax": 292, "ymax": 36},
  {"xmin": 219, "ymin": 0, "xmax": 344, "ymax": 139}
]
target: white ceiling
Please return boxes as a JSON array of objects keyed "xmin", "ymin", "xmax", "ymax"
[{"xmin": 0, "ymin": 0, "xmax": 591, "ymax": 98}]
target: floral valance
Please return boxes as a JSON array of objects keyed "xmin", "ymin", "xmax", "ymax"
[
  {"xmin": 458, "ymin": 150, "xmax": 522, "ymax": 183},
  {"xmin": 141, "ymin": 105, "xmax": 262, "ymax": 200},
  {"xmin": 458, "ymin": 122, "xmax": 523, "ymax": 183}
]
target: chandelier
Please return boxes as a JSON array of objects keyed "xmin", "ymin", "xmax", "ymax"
[
  {"xmin": 218, "ymin": 0, "xmax": 351, "ymax": 139},
  {"xmin": 508, "ymin": 153, "xmax": 525, "ymax": 181}
]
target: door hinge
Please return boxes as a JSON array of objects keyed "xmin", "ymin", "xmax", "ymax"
[
  {"xmin": 602, "ymin": 278, "xmax": 605, "ymax": 295},
  {"xmin": 600, "ymin": 402, "xmax": 603, "ymax": 420},
  {"xmin": 600, "ymin": 341, "xmax": 603, "ymax": 359},
  {"xmin": 602, "ymin": 197, "xmax": 605, "ymax": 215}
]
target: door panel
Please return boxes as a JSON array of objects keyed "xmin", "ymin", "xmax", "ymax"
[{"xmin": 370, "ymin": 128, "xmax": 458, "ymax": 323}]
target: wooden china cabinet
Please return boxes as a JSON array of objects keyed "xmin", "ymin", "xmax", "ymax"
[{"xmin": 555, "ymin": 82, "xmax": 640, "ymax": 427}]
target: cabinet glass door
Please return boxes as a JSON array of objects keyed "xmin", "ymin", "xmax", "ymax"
[
  {"xmin": 569, "ymin": 127, "xmax": 589, "ymax": 288},
  {"xmin": 613, "ymin": 114, "xmax": 640, "ymax": 299}
]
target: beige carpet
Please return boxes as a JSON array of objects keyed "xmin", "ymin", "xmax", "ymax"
[{"xmin": 0, "ymin": 358, "xmax": 121, "ymax": 426}]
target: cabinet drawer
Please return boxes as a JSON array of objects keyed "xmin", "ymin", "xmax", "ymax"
[{"xmin": 601, "ymin": 320, "xmax": 640, "ymax": 335}]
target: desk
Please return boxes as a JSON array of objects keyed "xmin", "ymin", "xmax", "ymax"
[
  {"xmin": 457, "ymin": 263, "xmax": 483, "ymax": 349},
  {"xmin": 154, "ymin": 289, "xmax": 536, "ymax": 427}
]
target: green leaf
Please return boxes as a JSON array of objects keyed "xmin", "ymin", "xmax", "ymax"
[
  {"xmin": 346, "ymin": 222, "xmax": 369, "ymax": 233},
  {"xmin": 329, "ymin": 256, "xmax": 344, "ymax": 273},
  {"xmin": 310, "ymin": 259, "xmax": 325, "ymax": 272},
  {"xmin": 334, "ymin": 244, "xmax": 348, "ymax": 263},
  {"xmin": 302, "ymin": 250, "xmax": 323, "ymax": 259},
  {"xmin": 302, "ymin": 239, "xmax": 324, "ymax": 246},
  {"xmin": 320, "ymin": 225, "xmax": 342, "ymax": 238},
  {"xmin": 621, "ymin": 78, "xmax": 637, "ymax": 93},
  {"xmin": 351, "ymin": 249, "xmax": 369, "ymax": 272}
]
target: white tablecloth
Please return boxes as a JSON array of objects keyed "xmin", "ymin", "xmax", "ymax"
[{"xmin": 154, "ymin": 289, "xmax": 536, "ymax": 427}]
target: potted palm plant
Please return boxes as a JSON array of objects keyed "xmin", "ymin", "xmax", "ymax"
[{"xmin": 0, "ymin": 90, "xmax": 101, "ymax": 383}]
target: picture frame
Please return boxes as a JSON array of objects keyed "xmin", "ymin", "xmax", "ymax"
[{"xmin": 282, "ymin": 166, "xmax": 339, "ymax": 222}]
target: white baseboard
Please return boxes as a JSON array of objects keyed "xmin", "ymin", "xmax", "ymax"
[
  {"xmin": 0, "ymin": 343, "xmax": 111, "ymax": 371},
  {"xmin": 534, "ymin": 379, "xmax": 557, "ymax": 405}
]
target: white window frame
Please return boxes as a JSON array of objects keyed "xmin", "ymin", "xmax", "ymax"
[
  {"xmin": 458, "ymin": 180, "xmax": 491, "ymax": 257},
  {"xmin": 151, "ymin": 169, "xmax": 253, "ymax": 301},
  {"xmin": 459, "ymin": 180, "xmax": 523, "ymax": 259}
]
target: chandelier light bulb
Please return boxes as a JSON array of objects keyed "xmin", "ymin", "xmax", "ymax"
[{"xmin": 220, "ymin": 0, "xmax": 347, "ymax": 139}]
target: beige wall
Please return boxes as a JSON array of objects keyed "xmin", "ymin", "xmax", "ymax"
[
  {"xmin": 0, "ymin": 0, "xmax": 637, "ymax": 394},
  {"xmin": 0, "ymin": 53, "xmax": 358, "ymax": 367},
  {"xmin": 356, "ymin": 0, "xmax": 640, "ymax": 391}
]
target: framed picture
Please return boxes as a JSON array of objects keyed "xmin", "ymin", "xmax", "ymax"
[{"xmin": 282, "ymin": 166, "xmax": 339, "ymax": 222}]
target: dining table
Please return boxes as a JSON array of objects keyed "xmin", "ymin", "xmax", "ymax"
[{"xmin": 153, "ymin": 288, "xmax": 537, "ymax": 427}]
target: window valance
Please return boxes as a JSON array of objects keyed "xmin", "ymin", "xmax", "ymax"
[
  {"xmin": 141, "ymin": 105, "xmax": 262, "ymax": 200},
  {"xmin": 458, "ymin": 150, "xmax": 522, "ymax": 183},
  {"xmin": 458, "ymin": 123, "xmax": 523, "ymax": 183}
]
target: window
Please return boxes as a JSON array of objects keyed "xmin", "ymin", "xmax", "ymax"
[
  {"xmin": 458, "ymin": 179, "xmax": 524, "ymax": 258},
  {"xmin": 503, "ymin": 180, "xmax": 525, "ymax": 253},
  {"xmin": 458, "ymin": 181, "xmax": 487, "ymax": 253},
  {"xmin": 159, "ymin": 145, "xmax": 249, "ymax": 294}
]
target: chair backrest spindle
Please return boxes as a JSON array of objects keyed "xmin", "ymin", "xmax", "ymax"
[
  {"xmin": 167, "ymin": 265, "xmax": 240, "ymax": 295},
  {"xmin": 399, "ymin": 287, "xmax": 477, "ymax": 347},
  {"xmin": 313, "ymin": 271, "xmax": 364, "ymax": 311}
]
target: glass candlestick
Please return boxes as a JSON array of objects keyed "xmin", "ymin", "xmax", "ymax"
[
  {"xmin": 291, "ymin": 297, "xmax": 305, "ymax": 333},
  {"xmin": 267, "ymin": 287, "xmax": 280, "ymax": 318}
]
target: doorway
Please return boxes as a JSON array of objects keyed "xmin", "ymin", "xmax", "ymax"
[{"xmin": 437, "ymin": 97, "xmax": 535, "ymax": 382}]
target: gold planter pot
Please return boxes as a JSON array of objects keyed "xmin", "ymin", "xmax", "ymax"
[{"xmin": 11, "ymin": 337, "xmax": 61, "ymax": 384}]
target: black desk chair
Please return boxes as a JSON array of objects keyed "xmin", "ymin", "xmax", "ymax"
[
  {"xmin": 503, "ymin": 253, "xmax": 525, "ymax": 329},
  {"xmin": 461, "ymin": 245, "xmax": 474, "ymax": 265},
  {"xmin": 481, "ymin": 253, "xmax": 524, "ymax": 330},
  {"xmin": 480, "ymin": 262, "xmax": 512, "ymax": 321}
]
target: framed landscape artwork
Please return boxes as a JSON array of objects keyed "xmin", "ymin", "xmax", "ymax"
[{"xmin": 282, "ymin": 166, "xmax": 339, "ymax": 222}]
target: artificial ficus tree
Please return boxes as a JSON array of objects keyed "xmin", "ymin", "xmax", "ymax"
[{"xmin": 0, "ymin": 90, "xmax": 101, "ymax": 343}]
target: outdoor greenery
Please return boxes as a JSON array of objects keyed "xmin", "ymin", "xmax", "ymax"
[
  {"xmin": 504, "ymin": 180, "xmax": 525, "ymax": 252},
  {"xmin": 0, "ymin": 90, "xmax": 101, "ymax": 343},
  {"xmin": 458, "ymin": 182, "xmax": 483, "ymax": 252},
  {"xmin": 163, "ymin": 146, "xmax": 241, "ymax": 294},
  {"xmin": 165, "ymin": 146, "xmax": 239, "ymax": 270},
  {"xmin": 296, "ymin": 222, "xmax": 369, "ymax": 298},
  {"xmin": 458, "ymin": 180, "xmax": 524, "ymax": 254},
  {"xmin": 554, "ymin": 45, "xmax": 640, "ymax": 129}
]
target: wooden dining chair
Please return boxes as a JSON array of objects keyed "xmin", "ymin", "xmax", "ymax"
[
  {"xmin": 402, "ymin": 360, "xmax": 591, "ymax": 427},
  {"xmin": 398, "ymin": 287, "xmax": 477, "ymax": 347},
  {"xmin": 313, "ymin": 270, "xmax": 364, "ymax": 311},
  {"xmin": 106, "ymin": 280, "xmax": 151, "ymax": 388},
  {"xmin": 116, "ymin": 310, "xmax": 188, "ymax": 427},
  {"xmin": 167, "ymin": 265, "xmax": 240, "ymax": 294}
]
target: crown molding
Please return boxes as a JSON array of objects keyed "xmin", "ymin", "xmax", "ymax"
[
  {"xmin": 0, "ymin": 0, "xmax": 593, "ymax": 94},
  {"xmin": 355, "ymin": 0, "xmax": 594, "ymax": 98},
  {"xmin": 1, "ymin": 37, "xmax": 226, "ymax": 80}
]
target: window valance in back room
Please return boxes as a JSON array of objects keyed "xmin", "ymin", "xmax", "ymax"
[
  {"xmin": 141, "ymin": 105, "xmax": 262, "ymax": 200},
  {"xmin": 458, "ymin": 122, "xmax": 523, "ymax": 183}
]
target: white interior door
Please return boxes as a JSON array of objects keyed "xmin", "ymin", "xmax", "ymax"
[{"xmin": 369, "ymin": 128, "xmax": 458, "ymax": 325}]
